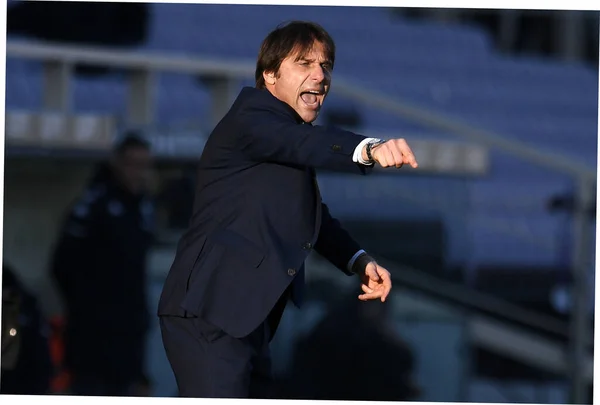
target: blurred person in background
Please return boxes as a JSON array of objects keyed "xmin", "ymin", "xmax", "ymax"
[
  {"xmin": 283, "ymin": 290, "xmax": 420, "ymax": 401},
  {"xmin": 1, "ymin": 262, "xmax": 53, "ymax": 395},
  {"xmin": 158, "ymin": 20, "xmax": 418, "ymax": 399},
  {"xmin": 50, "ymin": 133, "xmax": 156, "ymax": 396}
]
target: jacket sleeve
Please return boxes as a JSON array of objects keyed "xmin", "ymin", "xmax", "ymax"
[
  {"xmin": 236, "ymin": 104, "xmax": 371, "ymax": 175},
  {"xmin": 313, "ymin": 202, "xmax": 362, "ymax": 276},
  {"xmin": 50, "ymin": 191, "xmax": 105, "ymax": 302}
]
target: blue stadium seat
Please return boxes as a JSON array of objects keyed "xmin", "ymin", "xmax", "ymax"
[{"xmin": 5, "ymin": 58, "xmax": 44, "ymax": 110}]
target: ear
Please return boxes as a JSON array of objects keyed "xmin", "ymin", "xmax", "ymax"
[{"xmin": 263, "ymin": 70, "xmax": 276, "ymax": 86}]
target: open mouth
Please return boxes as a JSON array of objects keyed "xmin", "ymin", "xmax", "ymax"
[{"xmin": 300, "ymin": 90, "xmax": 322, "ymax": 107}]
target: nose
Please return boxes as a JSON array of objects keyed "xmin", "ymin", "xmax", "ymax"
[{"xmin": 311, "ymin": 64, "xmax": 326, "ymax": 83}]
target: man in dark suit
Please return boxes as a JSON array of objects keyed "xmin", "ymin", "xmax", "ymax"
[{"xmin": 158, "ymin": 20, "xmax": 418, "ymax": 399}]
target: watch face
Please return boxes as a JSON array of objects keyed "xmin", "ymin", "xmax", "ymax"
[
  {"xmin": 368, "ymin": 140, "xmax": 383, "ymax": 150},
  {"xmin": 369, "ymin": 140, "xmax": 383, "ymax": 150}
]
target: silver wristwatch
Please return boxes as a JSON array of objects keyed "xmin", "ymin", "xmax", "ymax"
[{"xmin": 365, "ymin": 139, "xmax": 385, "ymax": 164}]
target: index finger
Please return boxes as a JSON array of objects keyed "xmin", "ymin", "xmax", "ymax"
[
  {"xmin": 358, "ymin": 289, "xmax": 384, "ymax": 301},
  {"xmin": 398, "ymin": 140, "xmax": 418, "ymax": 168}
]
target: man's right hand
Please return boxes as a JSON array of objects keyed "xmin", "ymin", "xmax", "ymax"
[{"xmin": 362, "ymin": 138, "xmax": 418, "ymax": 169}]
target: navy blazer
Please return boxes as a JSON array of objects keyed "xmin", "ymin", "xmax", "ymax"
[{"xmin": 158, "ymin": 86, "xmax": 372, "ymax": 338}]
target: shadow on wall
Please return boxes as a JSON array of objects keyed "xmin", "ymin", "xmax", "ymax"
[{"xmin": 276, "ymin": 287, "xmax": 422, "ymax": 401}]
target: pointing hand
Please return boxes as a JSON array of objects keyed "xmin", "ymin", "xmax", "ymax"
[{"xmin": 363, "ymin": 138, "xmax": 418, "ymax": 169}]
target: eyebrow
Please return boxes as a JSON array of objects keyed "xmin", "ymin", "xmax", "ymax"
[{"xmin": 296, "ymin": 56, "xmax": 332, "ymax": 65}]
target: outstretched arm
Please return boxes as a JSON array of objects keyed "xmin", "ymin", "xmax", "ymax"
[
  {"xmin": 236, "ymin": 94, "xmax": 418, "ymax": 173},
  {"xmin": 236, "ymin": 103, "xmax": 371, "ymax": 174}
]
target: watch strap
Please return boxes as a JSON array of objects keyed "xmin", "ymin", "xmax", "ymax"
[{"xmin": 366, "ymin": 139, "xmax": 385, "ymax": 163}]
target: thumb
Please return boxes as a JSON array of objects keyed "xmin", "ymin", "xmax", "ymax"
[{"xmin": 365, "ymin": 262, "xmax": 380, "ymax": 282}]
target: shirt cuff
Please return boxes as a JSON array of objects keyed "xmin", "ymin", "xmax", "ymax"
[
  {"xmin": 347, "ymin": 249, "xmax": 367, "ymax": 273},
  {"xmin": 352, "ymin": 138, "xmax": 380, "ymax": 165}
]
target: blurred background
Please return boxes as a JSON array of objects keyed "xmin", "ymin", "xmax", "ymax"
[{"xmin": 1, "ymin": 1, "xmax": 598, "ymax": 404}]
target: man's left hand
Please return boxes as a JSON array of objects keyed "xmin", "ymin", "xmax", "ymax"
[{"xmin": 359, "ymin": 261, "xmax": 392, "ymax": 302}]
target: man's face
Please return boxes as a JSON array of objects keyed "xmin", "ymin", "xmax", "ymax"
[
  {"xmin": 263, "ymin": 41, "xmax": 332, "ymax": 123},
  {"xmin": 114, "ymin": 146, "xmax": 152, "ymax": 194}
]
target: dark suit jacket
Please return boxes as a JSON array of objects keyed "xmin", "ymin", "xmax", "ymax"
[{"xmin": 158, "ymin": 86, "xmax": 372, "ymax": 338}]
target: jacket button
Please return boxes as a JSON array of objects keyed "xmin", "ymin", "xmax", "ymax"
[
  {"xmin": 331, "ymin": 144, "xmax": 342, "ymax": 151},
  {"xmin": 302, "ymin": 242, "xmax": 312, "ymax": 250},
  {"xmin": 287, "ymin": 268, "xmax": 296, "ymax": 276}
]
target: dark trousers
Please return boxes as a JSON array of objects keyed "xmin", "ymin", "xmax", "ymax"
[{"xmin": 160, "ymin": 292, "xmax": 289, "ymax": 398}]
